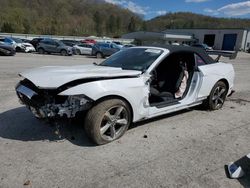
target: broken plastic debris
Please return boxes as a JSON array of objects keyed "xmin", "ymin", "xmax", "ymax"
[{"xmin": 23, "ymin": 180, "xmax": 31, "ymax": 186}]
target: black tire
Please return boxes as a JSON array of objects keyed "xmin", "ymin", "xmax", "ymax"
[
  {"xmin": 204, "ymin": 81, "xmax": 228, "ymax": 110},
  {"xmin": 85, "ymin": 99, "xmax": 131, "ymax": 145},
  {"xmin": 16, "ymin": 47, "xmax": 22, "ymax": 52},
  {"xmin": 75, "ymin": 49, "xmax": 81, "ymax": 55},
  {"xmin": 38, "ymin": 48, "xmax": 45, "ymax": 54},
  {"xmin": 61, "ymin": 50, "xmax": 67, "ymax": 56},
  {"xmin": 96, "ymin": 52, "xmax": 103, "ymax": 59}
]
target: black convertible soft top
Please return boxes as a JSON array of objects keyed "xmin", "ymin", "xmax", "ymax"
[{"xmin": 151, "ymin": 45, "xmax": 216, "ymax": 64}]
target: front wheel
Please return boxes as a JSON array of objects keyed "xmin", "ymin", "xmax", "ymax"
[
  {"xmin": 96, "ymin": 52, "xmax": 103, "ymax": 59},
  {"xmin": 75, "ymin": 49, "xmax": 81, "ymax": 55},
  {"xmin": 84, "ymin": 99, "xmax": 131, "ymax": 145},
  {"xmin": 61, "ymin": 50, "xmax": 67, "ymax": 56},
  {"xmin": 204, "ymin": 81, "xmax": 228, "ymax": 110},
  {"xmin": 38, "ymin": 48, "xmax": 45, "ymax": 54}
]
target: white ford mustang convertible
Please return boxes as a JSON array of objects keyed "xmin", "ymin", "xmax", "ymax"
[{"xmin": 16, "ymin": 45, "xmax": 236, "ymax": 145}]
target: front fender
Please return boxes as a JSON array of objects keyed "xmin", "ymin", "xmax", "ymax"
[{"xmin": 58, "ymin": 77, "xmax": 149, "ymax": 122}]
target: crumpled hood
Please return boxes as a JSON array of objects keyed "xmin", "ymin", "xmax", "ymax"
[{"xmin": 20, "ymin": 64, "xmax": 141, "ymax": 89}]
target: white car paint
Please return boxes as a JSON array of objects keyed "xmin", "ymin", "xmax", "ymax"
[
  {"xmin": 20, "ymin": 64, "xmax": 141, "ymax": 89},
  {"xmin": 17, "ymin": 46, "xmax": 235, "ymax": 123},
  {"xmin": 73, "ymin": 44, "xmax": 92, "ymax": 55},
  {"xmin": 23, "ymin": 43, "xmax": 36, "ymax": 53}
]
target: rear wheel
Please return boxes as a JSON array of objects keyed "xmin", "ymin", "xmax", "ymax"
[
  {"xmin": 204, "ymin": 81, "xmax": 228, "ymax": 110},
  {"xmin": 84, "ymin": 99, "xmax": 131, "ymax": 145}
]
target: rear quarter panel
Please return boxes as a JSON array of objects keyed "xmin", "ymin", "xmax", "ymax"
[{"xmin": 198, "ymin": 62, "xmax": 235, "ymax": 98}]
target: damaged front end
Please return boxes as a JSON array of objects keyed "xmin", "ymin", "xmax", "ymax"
[{"xmin": 16, "ymin": 79, "xmax": 93, "ymax": 119}]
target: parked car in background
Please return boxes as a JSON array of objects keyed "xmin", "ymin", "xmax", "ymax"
[
  {"xmin": 192, "ymin": 43, "xmax": 213, "ymax": 50},
  {"xmin": 30, "ymin": 38, "xmax": 45, "ymax": 49},
  {"xmin": 0, "ymin": 37, "xmax": 18, "ymax": 51},
  {"xmin": 73, "ymin": 43, "xmax": 93, "ymax": 55},
  {"xmin": 0, "ymin": 37, "xmax": 35, "ymax": 52},
  {"xmin": 37, "ymin": 39, "xmax": 73, "ymax": 56},
  {"xmin": 11, "ymin": 37, "xmax": 28, "ymax": 52},
  {"xmin": 113, "ymin": 41, "xmax": 124, "ymax": 48},
  {"xmin": 81, "ymin": 39, "xmax": 97, "ymax": 45},
  {"xmin": 22, "ymin": 43, "xmax": 36, "ymax": 53},
  {"xmin": 21, "ymin": 39, "xmax": 31, "ymax": 43},
  {"xmin": 123, "ymin": 44, "xmax": 136, "ymax": 48},
  {"xmin": 0, "ymin": 42, "xmax": 16, "ymax": 56},
  {"xmin": 92, "ymin": 42, "xmax": 121, "ymax": 58},
  {"xmin": 61, "ymin": 40, "xmax": 80, "ymax": 47},
  {"xmin": 11, "ymin": 37, "xmax": 36, "ymax": 53}
]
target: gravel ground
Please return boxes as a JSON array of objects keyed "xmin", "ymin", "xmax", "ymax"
[{"xmin": 0, "ymin": 52, "xmax": 250, "ymax": 188}]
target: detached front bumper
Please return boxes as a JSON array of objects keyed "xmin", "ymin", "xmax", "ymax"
[{"xmin": 16, "ymin": 84, "xmax": 93, "ymax": 119}]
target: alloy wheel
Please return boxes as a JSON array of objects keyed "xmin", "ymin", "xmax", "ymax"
[
  {"xmin": 100, "ymin": 105, "xmax": 129, "ymax": 141},
  {"xmin": 212, "ymin": 85, "xmax": 227, "ymax": 109}
]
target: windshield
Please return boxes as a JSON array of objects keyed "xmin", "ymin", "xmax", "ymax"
[
  {"xmin": 12, "ymin": 38, "xmax": 23, "ymax": 43},
  {"xmin": 100, "ymin": 48, "xmax": 163, "ymax": 71},
  {"xmin": 56, "ymin": 40, "xmax": 65, "ymax": 46}
]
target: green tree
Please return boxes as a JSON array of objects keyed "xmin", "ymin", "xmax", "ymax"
[
  {"xmin": 128, "ymin": 17, "xmax": 136, "ymax": 32},
  {"xmin": 107, "ymin": 14, "xmax": 115, "ymax": 34},
  {"xmin": 116, "ymin": 17, "xmax": 121, "ymax": 34},
  {"xmin": 1, "ymin": 22, "xmax": 14, "ymax": 33},
  {"xmin": 142, "ymin": 21, "xmax": 147, "ymax": 31},
  {"xmin": 23, "ymin": 19, "xmax": 31, "ymax": 33},
  {"xmin": 93, "ymin": 11, "xmax": 102, "ymax": 36}
]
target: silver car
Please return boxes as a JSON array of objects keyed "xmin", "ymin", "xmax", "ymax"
[{"xmin": 73, "ymin": 43, "xmax": 93, "ymax": 55}]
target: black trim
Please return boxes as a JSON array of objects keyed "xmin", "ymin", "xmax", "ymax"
[
  {"xmin": 151, "ymin": 100, "xmax": 180, "ymax": 108},
  {"xmin": 150, "ymin": 45, "xmax": 216, "ymax": 65},
  {"xmin": 56, "ymin": 75, "xmax": 139, "ymax": 93}
]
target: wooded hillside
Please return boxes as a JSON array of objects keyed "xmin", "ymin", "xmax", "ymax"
[
  {"xmin": 146, "ymin": 12, "xmax": 250, "ymax": 32},
  {"xmin": 0, "ymin": 0, "xmax": 143, "ymax": 37},
  {"xmin": 1, "ymin": 1, "xmax": 250, "ymax": 37}
]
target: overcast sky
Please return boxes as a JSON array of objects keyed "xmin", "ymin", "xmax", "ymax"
[{"xmin": 103, "ymin": 0, "xmax": 250, "ymax": 19}]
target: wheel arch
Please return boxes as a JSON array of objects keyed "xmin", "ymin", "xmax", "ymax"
[
  {"xmin": 217, "ymin": 78, "xmax": 229, "ymax": 91},
  {"xmin": 96, "ymin": 51, "xmax": 103, "ymax": 56},
  {"xmin": 93, "ymin": 95, "xmax": 134, "ymax": 122}
]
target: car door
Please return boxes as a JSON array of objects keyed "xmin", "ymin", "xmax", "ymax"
[
  {"xmin": 101, "ymin": 43, "xmax": 111, "ymax": 55},
  {"xmin": 80, "ymin": 44, "xmax": 92, "ymax": 55},
  {"xmin": 44, "ymin": 40, "xmax": 55, "ymax": 52},
  {"xmin": 109, "ymin": 44, "xmax": 120, "ymax": 55},
  {"xmin": 85, "ymin": 44, "xmax": 93, "ymax": 55},
  {"xmin": 146, "ymin": 51, "xmax": 201, "ymax": 118},
  {"xmin": 52, "ymin": 41, "xmax": 60, "ymax": 53}
]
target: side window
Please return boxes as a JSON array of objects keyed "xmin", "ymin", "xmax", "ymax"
[
  {"xmin": 5, "ymin": 38, "xmax": 12, "ymax": 43},
  {"xmin": 195, "ymin": 54, "xmax": 206, "ymax": 66},
  {"xmin": 43, "ymin": 41, "xmax": 50, "ymax": 45}
]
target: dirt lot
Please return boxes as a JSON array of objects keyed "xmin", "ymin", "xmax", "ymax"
[{"xmin": 0, "ymin": 53, "xmax": 250, "ymax": 188}]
